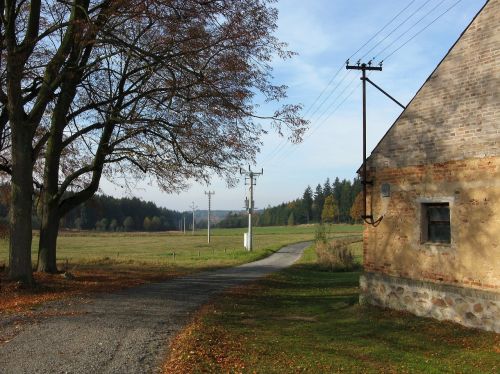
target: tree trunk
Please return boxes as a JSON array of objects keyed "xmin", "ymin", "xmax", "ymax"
[
  {"xmin": 8, "ymin": 124, "xmax": 34, "ymax": 285},
  {"xmin": 37, "ymin": 201, "xmax": 59, "ymax": 273},
  {"xmin": 37, "ymin": 119, "xmax": 63, "ymax": 273}
]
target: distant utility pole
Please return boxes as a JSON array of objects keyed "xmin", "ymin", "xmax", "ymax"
[
  {"xmin": 190, "ymin": 202, "xmax": 198, "ymax": 235},
  {"xmin": 240, "ymin": 166, "xmax": 263, "ymax": 251},
  {"xmin": 346, "ymin": 59, "xmax": 405, "ymax": 226},
  {"xmin": 205, "ymin": 191, "xmax": 215, "ymax": 244},
  {"xmin": 183, "ymin": 215, "xmax": 186, "ymax": 234}
]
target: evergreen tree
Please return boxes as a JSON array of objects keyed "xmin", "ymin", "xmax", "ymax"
[
  {"xmin": 339, "ymin": 180, "xmax": 352, "ymax": 222},
  {"xmin": 302, "ymin": 186, "xmax": 313, "ymax": 223},
  {"xmin": 323, "ymin": 178, "xmax": 332, "ymax": 198},
  {"xmin": 333, "ymin": 177, "xmax": 342, "ymax": 221},
  {"xmin": 313, "ymin": 184, "xmax": 324, "ymax": 222}
]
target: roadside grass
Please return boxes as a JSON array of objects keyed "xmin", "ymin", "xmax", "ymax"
[
  {"xmin": 163, "ymin": 246, "xmax": 499, "ymax": 373},
  {"xmin": 0, "ymin": 225, "xmax": 361, "ymax": 313}
]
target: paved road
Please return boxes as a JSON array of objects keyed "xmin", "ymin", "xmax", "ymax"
[{"xmin": 0, "ymin": 242, "xmax": 309, "ymax": 374}]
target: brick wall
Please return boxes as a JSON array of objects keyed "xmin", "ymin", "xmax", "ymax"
[
  {"xmin": 369, "ymin": 0, "xmax": 499, "ymax": 170},
  {"xmin": 364, "ymin": 156, "xmax": 500, "ymax": 290},
  {"xmin": 360, "ymin": 0, "xmax": 499, "ymax": 332}
]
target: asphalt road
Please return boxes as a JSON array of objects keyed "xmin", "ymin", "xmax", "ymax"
[{"xmin": 0, "ymin": 242, "xmax": 309, "ymax": 374}]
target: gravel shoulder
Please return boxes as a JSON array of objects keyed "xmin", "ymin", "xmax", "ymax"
[{"xmin": 0, "ymin": 242, "xmax": 309, "ymax": 374}]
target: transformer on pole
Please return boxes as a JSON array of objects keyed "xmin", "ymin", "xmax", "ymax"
[{"xmin": 240, "ymin": 166, "xmax": 263, "ymax": 251}]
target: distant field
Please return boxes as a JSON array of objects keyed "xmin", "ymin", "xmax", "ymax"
[{"xmin": 0, "ymin": 224, "xmax": 362, "ymax": 271}]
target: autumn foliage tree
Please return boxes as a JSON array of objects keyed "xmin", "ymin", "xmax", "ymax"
[
  {"xmin": 321, "ymin": 195, "xmax": 336, "ymax": 223},
  {"xmin": 1, "ymin": 0, "xmax": 307, "ymax": 281},
  {"xmin": 350, "ymin": 191, "xmax": 364, "ymax": 223}
]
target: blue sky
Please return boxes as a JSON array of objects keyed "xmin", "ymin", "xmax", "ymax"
[{"xmin": 102, "ymin": 0, "xmax": 487, "ymax": 212}]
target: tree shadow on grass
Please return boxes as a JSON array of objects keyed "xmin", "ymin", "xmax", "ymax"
[{"xmin": 216, "ymin": 264, "xmax": 499, "ymax": 373}]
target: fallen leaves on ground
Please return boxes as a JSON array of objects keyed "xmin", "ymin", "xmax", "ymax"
[
  {"xmin": 162, "ymin": 286, "xmax": 261, "ymax": 374},
  {"xmin": 0, "ymin": 268, "xmax": 180, "ymax": 314}
]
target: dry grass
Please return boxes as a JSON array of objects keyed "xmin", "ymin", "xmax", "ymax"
[{"xmin": 315, "ymin": 238, "xmax": 362, "ymax": 271}]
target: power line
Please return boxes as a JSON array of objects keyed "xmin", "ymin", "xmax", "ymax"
[
  {"xmin": 302, "ymin": 0, "xmax": 418, "ymax": 120},
  {"xmin": 307, "ymin": 78, "xmax": 361, "ymax": 140},
  {"xmin": 381, "ymin": 0, "xmax": 464, "ymax": 62},
  {"xmin": 269, "ymin": 1, "xmax": 425, "ymax": 161},
  {"xmin": 312, "ymin": 72, "xmax": 358, "ymax": 126},
  {"xmin": 267, "ymin": 72, "xmax": 360, "ymax": 165},
  {"xmin": 269, "ymin": 78, "xmax": 362, "ymax": 166},
  {"xmin": 263, "ymin": 0, "xmax": 466, "ymax": 167},
  {"xmin": 359, "ymin": 0, "xmax": 434, "ymax": 61},
  {"xmin": 373, "ymin": 0, "xmax": 448, "ymax": 60},
  {"xmin": 348, "ymin": 0, "xmax": 418, "ymax": 61},
  {"xmin": 306, "ymin": 70, "xmax": 352, "ymax": 121},
  {"xmin": 263, "ymin": 70, "xmax": 350, "ymax": 161}
]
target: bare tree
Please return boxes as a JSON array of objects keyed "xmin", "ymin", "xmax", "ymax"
[{"xmin": 1, "ymin": 0, "xmax": 307, "ymax": 280}]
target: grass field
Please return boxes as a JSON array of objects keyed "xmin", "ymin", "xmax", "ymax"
[
  {"xmin": 0, "ymin": 224, "xmax": 362, "ymax": 271},
  {"xmin": 0, "ymin": 225, "xmax": 362, "ymax": 313},
  {"xmin": 163, "ymin": 246, "xmax": 499, "ymax": 373}
]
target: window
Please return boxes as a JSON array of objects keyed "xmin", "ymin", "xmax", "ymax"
[{"xmin": 421, "ymin": 203, "xmax": 451, "ymax": 244}]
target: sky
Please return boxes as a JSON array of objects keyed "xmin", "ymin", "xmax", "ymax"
[{"xmin": 101, "ymin": 0, "xmax": 487, "ymax": 212}]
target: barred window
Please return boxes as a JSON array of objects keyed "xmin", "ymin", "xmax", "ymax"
[{"xmin": 422, "ymin": 203, "xmax": 451, "ymax": 244}]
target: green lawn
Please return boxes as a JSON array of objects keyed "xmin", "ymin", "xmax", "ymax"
[
  {"xmin": 165, "ymin": 246, "xmax": 499, "ymax": 373},
  {"xmin": 0, "ymin": 224, "xmax": 362, "ymax": 272}
]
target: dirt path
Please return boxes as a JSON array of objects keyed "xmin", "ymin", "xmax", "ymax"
[{"xmin": 0, "ymin": 242, "xmax": 309, "ymax": 374}]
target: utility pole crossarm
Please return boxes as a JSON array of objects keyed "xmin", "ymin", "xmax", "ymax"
[{"xmin": 345, "ymin": 64, "xmax": 382, "ymax": 72}]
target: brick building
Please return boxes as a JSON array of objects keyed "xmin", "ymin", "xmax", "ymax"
[{"xmin": 359, "ymin": 0, "xmax": 499, "ymax": 332}]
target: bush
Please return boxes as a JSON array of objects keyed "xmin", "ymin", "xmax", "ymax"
[
  {"xmin": 315, "ymin": 239, "xmax": 356, "ymax": 272},
  {"xmin": 314, "ymin": 224, "xmax": 327, "ymax": 244}
]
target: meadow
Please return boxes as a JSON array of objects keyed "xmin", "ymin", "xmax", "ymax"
[
  {"xmin": 0, "ymin": 224, "xmax": 363, "ymax": 272},
  {"xmin": 0, "ymin": 224, "xmax": 362, "ymax": 313}
]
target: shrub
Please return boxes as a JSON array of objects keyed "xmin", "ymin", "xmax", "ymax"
[
  {"xmin": 315, "ymin": 239, "xmax": 356, "ymax": 272},
  {"xmin": 314, "ymin": 224, "xmax": 327, "ymax": 244}
]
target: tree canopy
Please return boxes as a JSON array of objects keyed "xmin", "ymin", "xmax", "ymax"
[{"xmin": 1, "ymin": 0, "xmax": 307, "ymax": 281}]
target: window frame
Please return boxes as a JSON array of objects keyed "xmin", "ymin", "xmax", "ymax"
[{"xmin": 420, "ymin": 202, "xmax": 451, "ymax": 245}]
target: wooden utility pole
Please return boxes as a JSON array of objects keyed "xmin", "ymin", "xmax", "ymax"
[
  {"xmin": 346, "ymin": 60, "xmax": 382, "ymax": 223},
  {"xmin": 346, "ymin": 59, "xmax": 405, "ymax": 226}
]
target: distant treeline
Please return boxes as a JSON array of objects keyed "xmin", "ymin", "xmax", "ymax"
[
  {"xmin": 62, "ymin": 195, "xmax": 183, "ymax": 231},
  {"xmin": 217, "ymin": 177, "xmax": 362, "ymax": 228},
  {"xmin": 0, "ymin": 189, "xmax": 183, "ymax": 232}
]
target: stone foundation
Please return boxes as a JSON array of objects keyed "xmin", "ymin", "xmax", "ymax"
[{"xmin": 360, "ymin": 272, "xmax": 500, "ymax": 333}]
